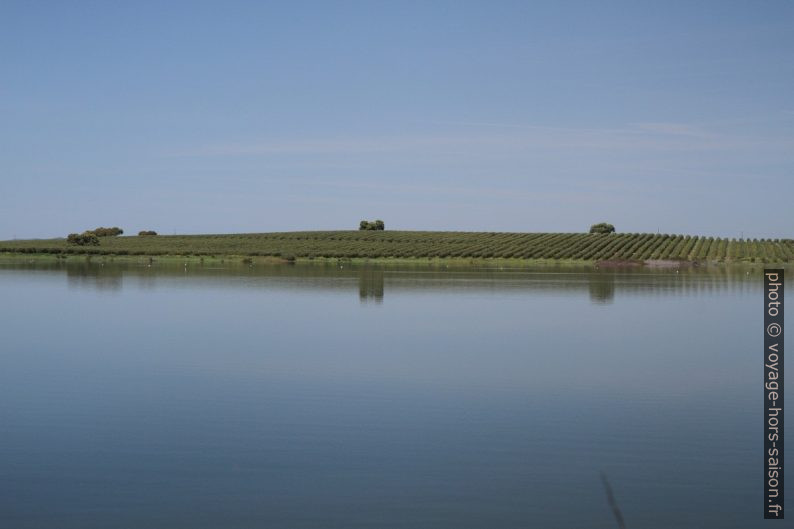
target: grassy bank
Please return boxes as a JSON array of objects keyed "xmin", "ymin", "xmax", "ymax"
[
  {"xmin": 0, "ymin": 252, "xmax": 597, "ymax": 270},
  {"xmin": 0, "ymin": 230, "xmax": 791, "ymax": 263}
]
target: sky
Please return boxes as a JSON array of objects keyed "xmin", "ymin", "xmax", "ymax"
[{"xmin": 1, "ymin": 0, "xmax": 792, "ymax": 239}]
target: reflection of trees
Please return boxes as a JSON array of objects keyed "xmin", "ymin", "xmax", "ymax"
[
  {"xmin": 66, "ymin": 263, "xmax": 123, "ymax": 291},
  {"xmin": 588, "ymin": 273, "xmax": 615, "ymax": 304},
  {"xmin": 0, "ymin": 259, "xmax": 761, "ymax": 299},
  {"xmin": 359, "ymin": 269, "xmax": 384, "ymax": 303}
]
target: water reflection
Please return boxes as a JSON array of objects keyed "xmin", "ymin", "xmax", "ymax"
[
  {"xmin": 588, "ymin": 274, "xmax": 615, "ymax": 304},
  {"xmin": 65, "ymin": 263, "xmax": 124, "ymax": 292},
  {"xmin": 0, "ymin": 257, "xmax": 786, "ymax": 529},
  {"xmin": 0, "ymin": 259, "xmax": 766, "ymax": 303},
  {"xmin": 358, "ymin": 269, "xmax": 384, "ymax": 303}
]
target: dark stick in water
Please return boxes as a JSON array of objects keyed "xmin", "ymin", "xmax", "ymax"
[{"xmin": 601, "ymin": 472, "xmax": 627, "ymax": 529}]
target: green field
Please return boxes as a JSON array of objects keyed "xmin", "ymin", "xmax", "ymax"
[{"xmin": 1, "ymin": 231, "xmax": 792, "ymax": 263}]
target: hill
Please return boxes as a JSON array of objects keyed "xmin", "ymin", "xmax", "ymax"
[{"xmin": 0, "ymin": 231, "xmax": 791, "ymax": 263}]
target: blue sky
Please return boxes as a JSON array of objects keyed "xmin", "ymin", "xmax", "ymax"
[{"xmin": 1, "ymin": 1, "xmax": 792, "ymax": 239}]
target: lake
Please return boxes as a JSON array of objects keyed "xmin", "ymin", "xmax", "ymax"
[{"xmin": 0, "ymin": 260, "xmax": 786, "ymax": 528}]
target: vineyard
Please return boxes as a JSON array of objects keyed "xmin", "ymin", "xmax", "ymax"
[{"xmin": 0, "ymin": 231, "xmax": 792, "ymax": 263}]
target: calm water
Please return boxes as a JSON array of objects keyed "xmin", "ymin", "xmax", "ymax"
[{"xmin": 0, "ymin": 261, "xmax": 788, "ymax": 528}]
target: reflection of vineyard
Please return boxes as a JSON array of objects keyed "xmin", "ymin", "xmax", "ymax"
[
  {"xmin": 2, "ymin": 231, "xmax": 793, "ymax": 262},
  {"xmin": 66, "ymin": 265, "xmax": 124, "ymax": 292},
  {"xmin": 3, "ymin": 261, "xmax": 763, "ymax": 302}
]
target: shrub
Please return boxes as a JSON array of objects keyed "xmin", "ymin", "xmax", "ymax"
[
  {"xmin": 359, "ymin": 219, "xmax": 385, "ymax": 231},
  {"xmin": 589, "ymin": 222, "xmax": 615, "ymax": 234},
  {"xmin": 67, "ymin": 231, "xmax": 100, "ymax": 246},
  {"xmin": 93, "ymin": 227, "xmax": 123, "ymax": 237},
  {"xmin": 138, "ymin": 230, "xmax": 158, "ymax": 236}
]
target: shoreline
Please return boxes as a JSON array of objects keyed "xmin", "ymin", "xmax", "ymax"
[{"xmin": 0, "ymin": 251, "xmax": 781, "ymax": 269}]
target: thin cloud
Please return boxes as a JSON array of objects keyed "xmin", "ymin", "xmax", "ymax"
[
  {"xmin": 170, "ymin": 136, "xmax": 491, "ymax": 157},
  {"xmin": 169, "ymin": 122, "xmax": 794, "ymax": 159},
  {"xmin": 629, "ymin": 122, "xmax": 712, "ymax": 138}
]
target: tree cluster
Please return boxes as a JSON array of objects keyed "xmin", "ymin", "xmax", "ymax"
[
  {"xmin": 66, "ymin": 231, "xmax": 100, "ymax": 245},
  {"xmin": 359, "ymin": 220, "xmax": 385, "ymax": 231},
  {"xmin": 138, "ymin": 230, "xmax": 158, "ymax": 236},
  {"xmin": 93, "ymin": 227, "xmax": 123, "ymax": 237},
  {"xmin": 589, "ymin": 222, "xmax": 616, "ymax": 234}
]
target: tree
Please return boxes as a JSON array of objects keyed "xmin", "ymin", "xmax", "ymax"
[
  {"xmin": 590, "ymin": 222, "xmax": 615, "ymax": 234},
  {"xmin": 93, "ymin": 227, "xmax": 123, "ymax": 236},
  {"xmin": 359, "ymin": 220, "xmax": 385, "ymax": 231},
  {"xmin": 138, "ymin": 230, "xmax": 158, "ymax": 236},
  {"xmin": 66, "ymin": 231, "xmax": 100, "ymax": 245}
]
